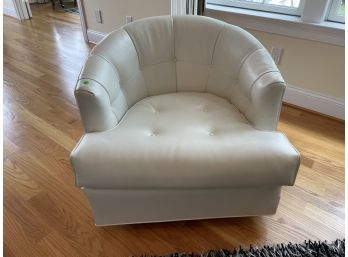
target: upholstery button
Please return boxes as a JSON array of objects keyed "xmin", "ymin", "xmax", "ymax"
[
  {"xmin": 208, "ymin": 131, "xmax": 214, "ymax": 136},
  {"xmin": 149, "ymin": 130, "xmax": 158, "ymax": 136}
]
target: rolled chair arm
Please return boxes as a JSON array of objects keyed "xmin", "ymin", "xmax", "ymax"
[
  {"xmin": 75, "ymin": 80, "xmax": 117, "ymax": 133},
  {"xmin": 74, "ymin": 54, "xmax": 129, "ymax": 133},
  {"xmin": 246, "ymin": 72, "xmax": 285, "ymax": 131},
  {"xmin": 234, "ymin": 48, "xmax": 285, "ymax": 131}
]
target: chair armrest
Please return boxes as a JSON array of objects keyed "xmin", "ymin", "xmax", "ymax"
[
  {"xmin": 245, "ymin": 72, "xmax": 285, "ymax": 131},
  {"xmin": 75, "ymin": 54, "xmax": 129, "ymax": 133},
  {"xmin": 75, "ymin": 80, "xmax": 117, "ymax": 133},
  {"xmin": 234, "ymin": 48, "xmax": 285, "ymax": 131}
]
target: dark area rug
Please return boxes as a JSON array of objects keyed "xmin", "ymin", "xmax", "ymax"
[
  {"xmin": 139, "ymin": 239, "xmax": 344, "ymax": 257},
  {"xmin": 63, "ymin": 7, "xmax": 79, "ymax": 15}
]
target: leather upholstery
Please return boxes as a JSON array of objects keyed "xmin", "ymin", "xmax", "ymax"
[
  {"xmin": 72, "ymin": 15, "xmax": 300, "ymax": 191},
  {"xmin": 71, "ymin": 92, "xmax": 299, "ymax": 189},
  {"xmin": 84, "ymin": 187, "xmax": 281, "ymax": 225},
  {"xmin": 74, "ymin": 15, "xmax": 286, "ymax": 132}
]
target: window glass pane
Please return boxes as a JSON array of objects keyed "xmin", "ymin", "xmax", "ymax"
[
  {"xmin": 206, "ymin": 0, "xmax": 303, "ymax": 15},
  {"xmin": 231, "ymin": 0, "xmax": 300, "ymax": 8},
  {"xmin": 328, "ymin": 0, "xmax": 345, "ymax": 22},
  {"xmin": 337, "ymin": 0, "xmax": 345, "ymax": 16}
]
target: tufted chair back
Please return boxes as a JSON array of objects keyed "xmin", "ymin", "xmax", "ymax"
[{"xmin": 75, "ymin": 15, "xmax": 285, "ymax": 132}]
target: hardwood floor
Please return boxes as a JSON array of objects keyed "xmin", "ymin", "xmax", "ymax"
[{"xmin": 3, "ymin": 4, "xmax": 345, "ymax": 257}]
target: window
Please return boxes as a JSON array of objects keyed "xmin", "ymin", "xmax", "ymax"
[
  {"xmin": 207, "ymin": 0, "xmax": 345, "ymax": 23},
  {"xmin": 327, "ymin": 0, "xmax": 345, "ymax": 23},
  {"xmin": 207, "ymin": 0, "xmax": 304, "ymax": 15}
]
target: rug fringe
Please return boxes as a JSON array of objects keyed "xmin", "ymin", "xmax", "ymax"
[{"xmin": 137, "ymin": 239, "xmax": 345, "ymax": 257}]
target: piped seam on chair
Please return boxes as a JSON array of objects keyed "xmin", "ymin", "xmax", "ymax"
[
  {"xmin": 75, "ymin": 89, "xmax": 94, "ymax": 97},
  {"xmin": 89, "ymin": 54, "xmax": 121, "ymax": 83},
  {"xmin": 123, "ymin": 28, "xmax": 150, "ymax": 97},
  {"xmin": 172, "ymin": 16, "xmax": 178, "ymax": 93},
  {"xmin": 236, "ymin": 47, "xmax": 263, "ymax": 78},
  {"xmin": 77, "ymin": 185, "xmax": 284, "ymax": 190},
  {"xmin": 210, "ymin": 24, "xmax": 226, "ymax": 66},
  {"xmin": 74, "ymin": 64, "xmax": 85, "ymax": 92},
  {"xmin": 245, "ymin": 80, "xmax": 285, "ymax": 131},
  {"xmin": 89, "ymin": 53, "xmax": 130, "ymax": 109},
  {"xmin": 248, "ymin": 70, "xmax": 281, "ymax": 97},
  {"xmin": 76, "ymin": 79, "xmax": 119, "ymax": 123},
  {"xmin": 204, "ymin": 24, "xmax": 226, "ymax": 93},
  {"xmin": 70, "ymin": 134, "xmax": 86, "ymax": 186},
  {"xmin": 78, "ymin": 77, "xmax": 113, "ymax": 101},
  {"xmin": 110, "ymin": 92, "xmax": 128, "ymax": 121}
]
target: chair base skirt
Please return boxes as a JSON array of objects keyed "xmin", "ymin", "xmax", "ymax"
[{"xmin": 82, "ymin": 187, "xmax": 281, "ymax": 226}]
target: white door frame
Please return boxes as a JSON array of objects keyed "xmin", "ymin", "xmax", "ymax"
[
  {"xmin": 12, "ymin": 0, "xmax": 32, "ymax": 20},
  {"xmin": 4, "ymin": 0, "xmax": 20, "ymax": 18},
  {"xmin": 4, "ymin": 0, "xmax": 23, "ymax": 19},
  {"xmin": 76, "ymin": 0, "xmax": 88, "ymax": 42}
]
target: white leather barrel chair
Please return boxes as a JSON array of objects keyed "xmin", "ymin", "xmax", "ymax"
[{"xmin": 71, "ymin": 15, "xmax": 300, "ymax": 226}]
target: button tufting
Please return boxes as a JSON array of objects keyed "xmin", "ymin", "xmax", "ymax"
[
  {"xmin": 149, "ymin": 130, "xmax": 158, "ymax": 136},
  {"xmin": 208, "ymin": 131, "xmax": 214, "ymax": 136}
]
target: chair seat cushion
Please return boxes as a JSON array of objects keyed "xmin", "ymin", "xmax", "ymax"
[{"xmin": 71, "ymin": 92, "xmax": 300, "ymax": 189}]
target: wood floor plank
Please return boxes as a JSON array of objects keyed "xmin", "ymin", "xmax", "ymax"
[
  {"xmin": 3, "ymin": 75, "xmax": 83, "ymax": 138},
  {"xmin": 4, "ymin": 158, "xmax": 42, "ymax": 201},
  {"xmin": 8, "ymin": 103, "xmax": 76, "ymax": 151},
  {"xmin": 3, "ymin": 3, "xmax": 345, "ymax": 257},
  {"xmin": 4, "ymin": 211, "xmax": 45, "ymax": 257},
  {"xmin": 37, "ymin": 231, "xmax": 89, "ymax": 257},
  {"xmin": 3, "ymin": 136, "xmax": 19, "ymax": 158},
  {"xmin": 4, "ymin": 180, "xmax": 51, "ymax": 247}
]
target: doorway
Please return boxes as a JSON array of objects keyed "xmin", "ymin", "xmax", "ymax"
[
  {"xmin": 3, "ymin": 0, "xmax": 88, "ymax": 42},
  {"xmin": 4, "ymin": 0, "xmax": 32, "ymax": 20}
]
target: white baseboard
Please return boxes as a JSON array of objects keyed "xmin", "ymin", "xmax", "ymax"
[
  {"xmin": 84, "ymin": 30, "xmax": 345, "ymax": 120},
  {"xmin": 284, "ymin": 85, "xmax": 344, "ymax": 120},
  {"xmin": 87, "ymin": 29, "xmax": 106, "ymax": 44},
  {"xmin": 4, "ymin": 7, "xmax": 18, "ymax": 18}
]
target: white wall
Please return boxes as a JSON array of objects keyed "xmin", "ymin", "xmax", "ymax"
[
  {"xmin": 81, "ymin": 0, "xmax": 171, "ymax": 34},
  {"xmin": 248, "ymin": 29, "xmax": 344, "ymax": 100}
]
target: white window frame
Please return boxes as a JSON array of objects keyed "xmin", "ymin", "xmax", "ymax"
[
  {"xmin": 207, "ymin": 0, "xmax": 305, "ymax": 16},
  {"xmin": 204, "ymin": 1, "xmax": 344, "ymax": 46},
  {"xmin": 207, "ymin": 0, "xmax": 345, "ymax": 23},
  {"xmin": 327, "ymin": 0, "xmax": 345, "ymax": 23}
]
